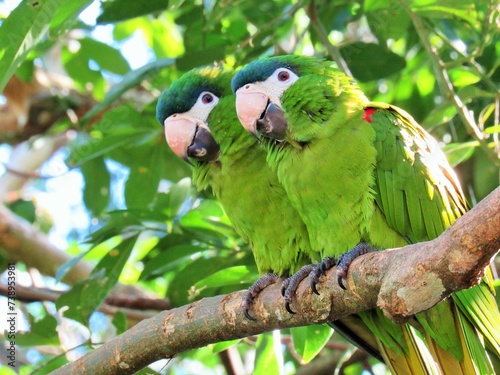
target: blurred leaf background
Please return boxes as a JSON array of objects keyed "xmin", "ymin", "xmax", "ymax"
[{"xmin": 0, "ymin": 0, "xmax": 498, "ymax": 374}]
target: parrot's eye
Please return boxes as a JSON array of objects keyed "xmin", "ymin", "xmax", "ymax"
[
  {"xmin": 277, "ymin": 70, "xmax": 290, "ymax": 81},
  {"xmin": 271, "ymin": 68, "xmax": 298, "ymax": 87},
  {"xmin": 201, "ymin": 93, "xmax": 214, "ymax": 104},
  {"xmin": 194, "ymin": 91, "xmax": 220, "ymax": 116}
]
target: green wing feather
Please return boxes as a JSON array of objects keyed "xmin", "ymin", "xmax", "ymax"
[{"xmin": 368, "ymin": 102, "xmax": 500, "ymax": 373}]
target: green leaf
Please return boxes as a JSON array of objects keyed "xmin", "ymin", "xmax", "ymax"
[
  {"xmin": 7, "ymin": 200, "xmax": 36, "ymax": 223},
  {"xmin": 20, "ymin": 355, "xmax": 68, "ymax": 374},
  {"xmin": 56, "ymin": 235, "xmax": 138, "ymax": 324},
  {"xmin": 291, "ymin": 324, "xmax": 333, "ymax": 363},
  {"xmin": 179, "ymin": 199, "xmax": 227, "ymax": 229},
  {"xmin": 157, "ymin": 144, "xmax": 193, "ymax": 182},
  {"xmin": 97, "ymin": 0, "xmax": 169, "ymax": 24},
  {"xmin": 443, "ymin": 141, "xmax": 479, "ymax": 167},
  {"xmin": 49, "ymin": 0, "xmax": 94, "ymax": 37},
  {"xmin": 167, "ymin": 252, "xmax": 247, "ymax": 306},
  {"xmin": 0, "ymin": 0, "xmax": 61, "ymax": 92},
  {"xmin": 421, "ymin": 102, "xmax": 457, "ymax": 129},
  {"xmin": 124, "ymin": 145, "xmax": 166, "ymax": 209},
  {"xmin": 193, "ymin": 266, "xmax": 255, "ymax": 290},
  {"xmin": 341, "ymin": 43, "xmax": 406, "ymax": 81},
  {"xmin": 62, "ymin": 45, "xmax": 104, "ymax": 94},
  {"xmin": 85, "ymin": 212, "xmax": 153, "ymax": 244},
  {"xmin": 81, "ymin": 58, "xmax": 174, "ymax": 123},
  {"xmin": 448, "ymin": 67, "xmax": 481, "ymax": 87},
  {"xmin": 484, "ymin": 125, "xmax": 500, "ymax": 134},
  {"xmin": 81, "ymin": 156, "xmax": 111, "ymax": 217},
  {"xmin": 175, "ymin": 5, "xmax": 228, "ymax": 70},
  {"xmin": 211, "ymin": 339, "xmax": 241, "ymax": 354},
  {"xmin": 15, "ymin": 58, "xmax": 36, "ymax": 82},
  {"xmin": 68, "ymin": 105, "xmax": 155, "ymax": 166},
  {"xmin": 0, "ymin": 367, "xmax": 18, "ymax": 375},
  {"xmin": 78, "ymin": 37, "xmax": 130, "ymax": 75},
  {"xmin": 410, "ymin": 1, "xmax": 482, "ymax": 27},
  {"xmin": 473, "ymin": 147, "xmax": 499, "ymax": 201},
  {"xmin": 254, "ymin": 332, "xmax": 283, "ymax": 375},
  {"xmin": 131, "ymin": 15, "xmax": 185, "ymax": 58},
  {"xmin": 140, "ymin": 244, "xmax": 205, "ymax": 280},
  {"xmin": 167, "ymin": 178, "xmax": 195, "ymax": 218},
  {"xmin": 458, "ymin": 85, "xmax": 495, "ymax": 101},
  {"xmin": 112, "ymin": 311, "xmax": 128, "ymax": 335},
  {"xmin": 55, "ymin": 246, "xmax": 94, "ymax": 282},
  {"xmin": 364, "ymin": 0, "xmax": 410, "ymax": 43},
  {"xmin": 15, "ymin": 314, "xmax": 59, "ymax": 346}
]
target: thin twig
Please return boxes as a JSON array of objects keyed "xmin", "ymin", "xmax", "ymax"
[
  {"xmin": 234, "ymin": 0, "xmax": 305, "ymax": 53},
  {"xmin": 0, "ymin": 283, "xmax": 159, "ymax": 322},
  {"xmin": 399, "ymin": 0, "xmax": 500, "ymax": 167},
  {"xmin": 1, "ymin": 162, "xmax": 69, "ymax": 179},
  {"xmin": 305, "ymin": 0, "xmax": 352, "ymax": 77}
]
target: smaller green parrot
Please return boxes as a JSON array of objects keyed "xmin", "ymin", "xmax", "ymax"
[
  {"xmin": 156, "ymin": 66, "xmax": 318, "ymax": 314},
  {"xmin": 157, "ymin": 66, "xmax": 388, "ymax": 363},
  {"xmin": 232, "ymin": 54, "xmax": 500, "ymax": 375}
]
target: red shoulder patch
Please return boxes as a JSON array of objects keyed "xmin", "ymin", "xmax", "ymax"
[{"xmin": 364, "ymin": 107, "xmax": 376, "ymax": 122}]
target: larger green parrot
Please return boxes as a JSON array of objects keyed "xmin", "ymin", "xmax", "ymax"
[
  {"xmin": 232, "ymin": 55, "xmax": 500, "ymax": 374},
  {"xmin": 157, "ymin": 66, "xmax": 395, "ymax": 363}
]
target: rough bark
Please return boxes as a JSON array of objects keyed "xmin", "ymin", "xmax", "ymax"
[{"xmin": 51, "ymin": 186, "xmax": 500, "ymax": 375}]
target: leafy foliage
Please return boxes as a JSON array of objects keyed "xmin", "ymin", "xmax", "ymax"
[{"xmin": 0, "ymin": 0, "xmax": 498, "ymax": 374}]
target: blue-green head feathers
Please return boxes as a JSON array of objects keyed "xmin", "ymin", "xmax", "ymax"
[{"xmin": 156, "ymin": 67, "xmax": 233, "ymax": 125}]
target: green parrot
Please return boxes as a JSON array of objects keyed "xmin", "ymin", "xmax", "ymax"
[
  {"xmin": 156, "ymin": 66, "xmax": 319, "ymax": 313},
  {"xmin": 156, "ymin": 66, "xmax": 396, "ymax": 363},
  {"xmin": 232, "ymin": 55, "xmax": 500, "ymax": 374}
]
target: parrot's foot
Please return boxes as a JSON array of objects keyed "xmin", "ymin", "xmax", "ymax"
[
  {"xmin": 242, "ymin": 273, "xmax": 279, "ymax": 320},
  {"xmin": 309, "ymin": 257, "xmax": 336, "ymax": 295},
  {"xmin": 281, "ymin": 264, "xmax": 316, "ymax": 314},
  {"xmin": 336, "ymin": 243, "xmax": 376, "ymax": 290}
]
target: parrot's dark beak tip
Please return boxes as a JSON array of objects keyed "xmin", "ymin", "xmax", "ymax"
[
  {"xmin": 250, "ymin": 128, "xmax": 263, "ymax": 142},
  {"xmin": 182, "ymin": 155, "xmax": 194, "ymax": 166},
  {"xmin": 186, "ymin": 127, "xmax": 220, "ymax": 162},
  {"xmin": 256, "ymin": 103, "xmax": 288, "ymax": 141}
]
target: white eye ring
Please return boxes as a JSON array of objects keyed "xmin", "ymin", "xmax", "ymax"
[
  {"xmin": 198, "ymin": 91, "xmax": 219, "ymax": 107},
  {"xmin": 272, "ymin": 68, "xmax": 299, "ymax": 87}
]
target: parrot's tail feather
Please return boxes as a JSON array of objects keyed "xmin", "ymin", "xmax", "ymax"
[
  {"xmin": 416, "ymin": 282, "xmax": 498, "ymax": 374},
  {"xmin": 453, "ymin": 280, "xmax": 500, "ymax": 358},
  {"xmin": 357, "ymin": 309, "xmax": 441, "ymax": 375},
  {"xmin": 377, "ymin": 326, "xmax": 440, "ymax": 375},
  {"xmin": 453, "ymin": 302, "xmax": 495, "ymax": 375},
  {"xmin": 424, "ymin": 333, "xmax": 469, "ymax": 375}
]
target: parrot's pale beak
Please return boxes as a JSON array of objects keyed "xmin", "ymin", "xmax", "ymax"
[
  {"xmin": 235, "ymin": 84, "xmax": 288, "ymax": 141},
  {"xmin": 164, "ymin": 114, "xmax": 219, "ymax": 163},
  {"xmin": 235, "ymin": 85, "xmax": 269, "ymax": 138},
  {"xmin": 164, "ymin": 115, "xmax": 197, "ymax": 162}
]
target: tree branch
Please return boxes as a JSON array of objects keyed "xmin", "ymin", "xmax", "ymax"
[
  {"xmin": 0, "ymin": 284, "xmax": 168, "ymax": 324},
  {"xmin": 0, "ymin": 203, "xmax": 94, "ymax": 285},
  {"xmin": 51, "ymin": 187, "xmax": 500, "ymax": 375}
]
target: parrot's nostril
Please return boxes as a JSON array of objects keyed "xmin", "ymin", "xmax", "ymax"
[{"xmin": 245, "ymin": 84, "xmax": 250, "ymax": 90}]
